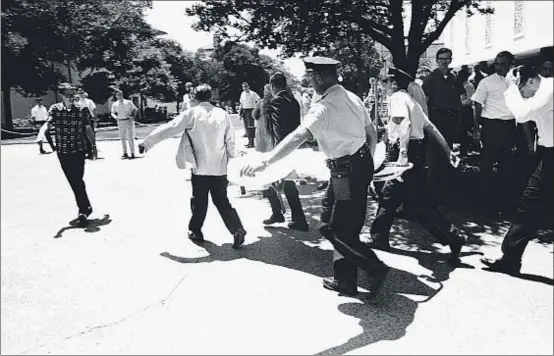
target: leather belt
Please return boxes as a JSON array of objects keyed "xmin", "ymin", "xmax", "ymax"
[{"xmin": 326, "ymin": 143, "xmax": 370, "ymax": 169}]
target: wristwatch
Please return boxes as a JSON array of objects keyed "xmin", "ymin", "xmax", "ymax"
[{"xmin": 399, "ymin": 148, "xmax": 408, "ymax": 156}]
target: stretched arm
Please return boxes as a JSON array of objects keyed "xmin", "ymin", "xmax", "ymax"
[
  {"xmin": 504, "ymin": 82, "xmax": 552, "ymax": 122},
  {"xmin": 363, "ymin": 104, "xmax": 378, "ymax": 157},
  {"xmin": 262, "ymin": 126, "xmax": 311, "ymax": 165},
  {"xmin": 224, "ymin": 114, "xmax": 238, "ymax": 158},
  {"xmin": 141, "ymin": 111, "xmax": 192, "ymax": 152}
]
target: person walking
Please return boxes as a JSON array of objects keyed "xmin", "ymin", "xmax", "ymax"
[
  {"xmin": 46, "ymin": 83, "xmax": 95, "ymax": 227},
  {"xmin": 239, "ymin": 82, "xmax": 260, "ymax": 148},
  {"xmin": 77, "ymin": 88, "xmax": 98, "ymax": 159},
  {"xmin": 262, "ymin": 72, "xmax": 309, "ymax": 231},
  {"xmin": 31, "ymin": 97, "xmax": 56, "ymax": 154},
  {"xmin": 240, "ymin": 57, "xmax": 388, "ymax": 300},
  {"xmin": 481, "ymin": 65, "xmax": 553, "ymax": 275},
  {"xmin": 111, "ymin": 88, "xmax": 138, "ymax": 159},
  {"xmin": 139, "ymin": 84, "xmax": 247, "ymax": 248},
  {"xmin": 252, "ymin": 84, "xmax": 274, "ymax": 153},
  {"xmin": 365, "ymin": 68, "xmax": 466, "ymax": 263}
]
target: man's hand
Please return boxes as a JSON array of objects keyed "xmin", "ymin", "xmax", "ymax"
[
  {"xmin": 449, "ymin": 151, "xmax": 460, "ymax": 168},
  {"xmin": 240, "ymin": 160, "xmax": 267, "ymax": 177},
  {"xmin": 138, "ymin": 143, "xmax": 147, "ymax": 154},
  {"xmin": 396, "ymin": 154, "xmax": 409, "ymax": 166},
  {"xmin": 505, "ymin": 66, "xmax": 522, "ymax": 87}
]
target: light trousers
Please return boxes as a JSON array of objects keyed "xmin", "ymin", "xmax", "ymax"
[{"xmin": 117, "ymin": 119, "xmax": 135, "ymax": 154}]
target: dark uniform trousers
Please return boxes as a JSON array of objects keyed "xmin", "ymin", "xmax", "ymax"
[
  {"xmin": 189, "ymin": 175, "xmax": 243, "ymax": 234},
  {"xmin": 479, "ymin": 118, "xmax": 517, "ymax": 208},
  {"xmin": 501, "ymin": 146, "xmax": 554, "ymax": 261},
  {"xmin": 319, "ymin": 146, "xmax": 385, "ymax": 286},
  {"xmin": 371, "ymin": 140, "xmax": 458, "ymax": 246},
  {"xmin": 57, "ymin": 152, "xmax": 92, "ymax": 214},
  {"xmin": 265, "ymin": 180, "xmax": 307, "ymax": 223}
]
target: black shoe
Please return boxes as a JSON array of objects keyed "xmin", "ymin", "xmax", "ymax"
[
  {"xmin": 263, "ymin": 214, "xmax": 285, "ymax": 225},
  {"xmin": 288, "ymin": 221, "xmax": 309, "ymax": 231},
  {"xmin": 364, "ymin": 236, "xmax": 391, "ymax": 251},
  {"xmin": 317, "ymin": 181, "xmax": 329, "ymax": 190},
  {"xmin": 77, "ymin": 214, "xmax": 88, "ymax": 227},
  {"xmin": 367, "ymin": 265, "xmax": 390, "ymax": 299},
  {"xmin": 481, "ymin": 256, "xmax": 521, "ymax": 275},
  {"xmin": 232, "ymin": 227, "xmax": 246, "ymax": 249},
  {"xmin": 188, "ymin": 230, "xmax": 204, "ymax": 242},
  {"xmin": 39, "ymin": 149, "xmax": 47, "ymax": 154},
  {"xmin": 448, "ymin": 227, "xmax": 466, "ymax": 264},
  {"xmin": 322, "ymin": 277, "xmax": 357, "ymax": 296},
  {"xmin": 122, "ymin": 153, "xmax": 129, "ymax": 159},
  {"xmin": 130, "ymin": 154, "xmax": 136, "ymax": 159},
  {"xmin": 245, "ymin": 143, "xmax": 254, "ymax": 148}
]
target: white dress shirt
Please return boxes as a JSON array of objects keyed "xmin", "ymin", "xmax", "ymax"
[
  {"xmin": 471, "ymin": 73, "xmax": 515, "ymax": 120},
  {"xmin": 407, "ymin": 81, "xmax": 429, "ymax": 116},
  {"xmin": 504, "ymin": 76, "xmax": 553, "ymax": 148},
  {"xmin": 31, "ymin": 105, "xmax": 48, "ymax": 122},
  {"xmin": 388, "ymin": 90, "xmax": 431, "ymax": 142},
  {"xmin": 239, "ymin": 90, "xmax": 260, "ymax": 109},
  {"xmin": 142, "ymin": 102, "xmax": 237, "ymax": 175},
  {"xmin": 301, "ymin": 85, "xmax": 370, "ymax": 159},
  {"xmin": 111, "ymin": 99, "xmax": 137, "ymax": 120}
]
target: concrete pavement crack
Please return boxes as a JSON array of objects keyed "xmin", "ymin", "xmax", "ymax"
[{"xmin": 19, "ymin": 264, "xmax": 197, "ymax": 355}]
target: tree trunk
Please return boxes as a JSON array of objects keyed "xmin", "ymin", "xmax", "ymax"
[
  {"xmin": 2, "ymin": 86, "xmax": 14, "ymax": 131},
  {"xmin": 67, "ymin": 59, "xmax": 73, "ymax": 84}
]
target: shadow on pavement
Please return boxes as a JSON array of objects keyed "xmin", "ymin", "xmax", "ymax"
[{"xmin": 54, "ymin": 214, "xmax": 112, "ymax": 238}]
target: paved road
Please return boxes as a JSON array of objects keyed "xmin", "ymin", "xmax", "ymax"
[{"xmin": 1, "ymin": 133, "xmax": 552, "ymax": 355}]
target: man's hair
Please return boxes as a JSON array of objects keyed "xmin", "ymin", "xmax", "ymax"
[
  {"xmin": 395, "ymin": 76, "xmax": 411, "ymax": 90},
  {"xmin": 436, "ymin": 47, "xmax": 453, "ymax": 59},
  {"xmin": 113, "ymin": 88, "xmax": 123, "ymax": 95},
  {"xmin": 519, "ymin": 64, "xmax": 540, "ymax": 86},
  {"xmin": 35, "ymin": 97, "xmax": 42, "ymax": 101},
  {"xmin": 496, "ymin": 51, "xmax": 515, "ymax": 63},
  {"xmin": 269, "ymin": 72, "xmax": 287, "ymax": 89},
  {"xmin": 194, "ymin": 84, "xmax": 212, "ymax": 102},
  {"xmin": 242, "ymin": 82, "xmax": 249, "ymax": 86},
  {"xmin": 185, "ymin": 82, "xmax": 193, "ymax": 86}
]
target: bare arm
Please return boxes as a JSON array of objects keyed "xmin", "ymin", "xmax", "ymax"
[
  {"xmin": 395, "ymin": 116, "xmax": 411, "ymax": 165},
  {"xmin": 262, "ymin": 126, "xmax": 311, "ymax": 165}
]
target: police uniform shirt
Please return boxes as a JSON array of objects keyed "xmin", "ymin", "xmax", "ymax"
[
  {"xmin": 301, "ymin": 84, "xmax": 370, "ymax": 159},
  {"xmin": 504, "ymin": 76, "xmax": 553, "ymax": 148},
  {"xmin": 387, "ymin": 90, "xmax": 431, "ymax": 142}
]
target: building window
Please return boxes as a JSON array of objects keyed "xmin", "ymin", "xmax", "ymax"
[
  {"xmin": 465, "ymin": 14, "xmax": 471, "ymax": 54},
  {"xmin": 485, "ymin": 1, "xmax": 493, "ymax": 48},
  {"xmin": 513, "ymin": 1, "xmax": 525, "ymax": 39}
]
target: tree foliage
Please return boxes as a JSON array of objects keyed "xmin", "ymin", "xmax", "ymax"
[{"xmin": 187, "ymin": 0, "xmax": 493, "ymax": 76}]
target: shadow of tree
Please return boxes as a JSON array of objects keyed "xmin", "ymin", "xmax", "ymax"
[{"xmin": 54, "ymin": 214, "xmax": 112, "ymax": 238}]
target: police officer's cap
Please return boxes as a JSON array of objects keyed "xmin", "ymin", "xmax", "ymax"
[
  {"xmin": 304, "ymin": 56, "xmax": 341, "ymax": 72},
  {"xmin": 387, "ymin": 67, "xmax": 413, "ymax": 82},
  {"xmin": 57, "ymin": 82, "xmax": 75, "ymax": 91}
]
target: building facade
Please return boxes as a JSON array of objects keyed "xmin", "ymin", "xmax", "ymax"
[{"xmin": 443, "ymin": 0, "xmax": 553, "ymax": 68}]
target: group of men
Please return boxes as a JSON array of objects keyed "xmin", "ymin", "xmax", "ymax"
[{"xmin": 41, "ymin": 46, "xmax": 551, "ymax": 301}]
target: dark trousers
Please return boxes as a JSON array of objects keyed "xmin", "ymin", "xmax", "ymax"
[
  {"xmin": 479, "ymin": 118, "xmax": 516, "ymax": 208},
  {"xmin": 502, "ymin": 147, "xmax": 554, "ymax": 261},
  {"xmin": 370, "ymin": 140, "xmax": 457, "ymax": 246},
  {"xmin": 57, "ymin": 152, "xmax": 92, "ymax": 214},
  {"xmin": 426, "ymin": 109, "xmax": 461, "ymax": 202},
  {"xmin": 266, "ymin": 180, "xmax": 306, "ymax": 222},
  {"xmin": 189, "ymin": 175, "xmax": 243, "ymax": 234},
  {"xmin": 241, "ymin": 109, "xmax": 255, "ymax": 141},
  {"xmin": 320, "ymin": 150, "xmax": 384, "ymax": 286}
]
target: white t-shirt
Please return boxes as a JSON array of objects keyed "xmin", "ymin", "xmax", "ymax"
[
  {"xmin": 239, "ymin": 90, "xmax": 260, "ymax": 109},
  {"xmin": 31, "ymin": 105, "xmax": 48, "ymax": 122},
  {"xmin": 111, "ymin": 99, "xmax": 137, "ymax": 121},
  {"xmin": 182, "ymin": 93, "xmax": 192, "ymax": 112},
  {"xmin": 387, "ymin": 90, "xmax": 431, "ymax": 141},
  {"xmin": 301, "ymin": 85, "xmax": 370, "ymax": 159},
  {"xmin": 471, "ymin": 73, "xmax": 514, "ymax": 120}
]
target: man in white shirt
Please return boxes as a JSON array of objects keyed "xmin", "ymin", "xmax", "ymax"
[
  {"xmin": 181, "ymin": 82, "xmax": 194, "ymax": 112},
  {"xmin": 471, "ymin": 51, "xmax": 518, "ymax": 212},
  {"xmin": 111, "ymin": 89, "xmax": 138, "ymax": 159},
  {"xmin": 366, "ymin": 68, "xmax": 465, "ymax": 264},
  {"xmin": 481, "ymin": 65, "xmax": 553, "ymax": 275},
  {"xmin": 239, "ymin": 82, "xmax": 260, "ymax": 148},
  {"xmin": 240, "ymin": 57, "xmax": 388, "ymax": 300},
  {"xmin": 139, "ymin": 84, "xmax": 246, "ymax": 248},
  {"xmin": 31, "ymin": 97, "xmax": 56, "ymax": 154}
]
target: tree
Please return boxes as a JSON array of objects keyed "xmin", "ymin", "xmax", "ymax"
[{"xmin": 187, "ymin": 0, "xmax": 493, "ymax": 77}]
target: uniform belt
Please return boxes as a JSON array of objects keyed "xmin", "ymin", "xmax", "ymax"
[
  {"xmin": 432, "ymin": 109, "xmax": 458, "ymax": 115},
  {"xmin": 118, "ymin": 118, "xmax": 131, "ymax": 121},
  {"xmin": 326, "ymin": 143, "xmax": 370, "ymax": 169}
]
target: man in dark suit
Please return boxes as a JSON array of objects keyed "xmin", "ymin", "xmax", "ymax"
[{"xmin": 263, "ymin": 72, "xmax": 309, "ymax": 231}]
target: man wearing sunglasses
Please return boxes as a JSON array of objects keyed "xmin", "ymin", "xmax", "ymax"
[{"xmin": 45, "ymin": 83, "xmax": 95, "ymax": 227}]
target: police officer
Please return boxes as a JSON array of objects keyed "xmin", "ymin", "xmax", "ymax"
[
  {"xmin": 367, "ymin": 68, "xmax": 466, "ymax": 263},
  {"xmin": 241, "ymin": 56, "xmax": 389, "ymax": 299}
]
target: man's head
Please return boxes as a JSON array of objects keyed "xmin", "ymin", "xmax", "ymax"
[
  {"xmin": 194, "ymin": 84, "xmax": 212, "ymax": 103},
  {"xmin": 113, "ymin": 88, "xmax": 124, "ymax": 100},
  {"xmin": 269, "ymin": 72, "xmax": 287, "ymax": 96},
  {"xmin": 435, "ymin": 48, "xmax": 453, "ymax": 72},
  {"xmin": 538, "ymin": 46, "xmax": 553, "ymax": 78},
  {"xmin": 241, "ymin": 82, "xmax": 250, "ymax": 91},
  {"xmin": 35, "ymin": 97, "xmax": 43, "ymax": 105},
  {"xmin": 387, "ymin": 68, "xmax": 412, "ymax": 92},
  {"xmin": 185, "ymin": 82, "xmax": 193, "ymax": 92},
  {"xmin": 494, "ymin": 51, "xmax": 514, "ymax": 77},
  {"xmin": 518, "ymin": 65, "xmax": 543, "ymax": 99},
  {"xmin": 58, "ymin": 82, "xmax": 76, "ymax": 98},
  {"xmin": 303, "ymin": 56, "xmax": 340, "ymax": 95}
]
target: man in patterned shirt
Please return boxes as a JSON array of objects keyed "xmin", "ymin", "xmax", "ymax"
[{"xmin": 46, "ymin": 83, "xmax": 95, "ymax": 227}]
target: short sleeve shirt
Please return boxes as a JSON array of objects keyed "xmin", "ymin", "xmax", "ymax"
[
  {"xmin": 301, "ymin": 85, "xmax": 369, "ymax": 159},
  {"xmin": 471, "ymin": 73, "xmax": 514, "ymax": 119},
  {"xmin": 240, "ymin": 90, "xmax": 260, "ymax": 109},
  {"xmin": 387, "ymin": 91, "xmax": 430, "ymax": 142}
]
